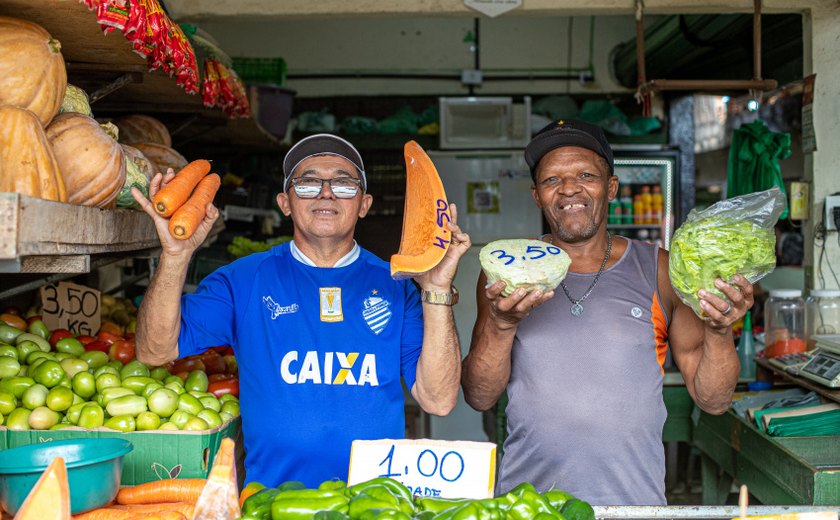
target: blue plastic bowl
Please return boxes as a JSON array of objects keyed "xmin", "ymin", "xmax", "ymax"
[{"xmin": 0, "ymin": 438, "xmax": 133, "ymax": 515}]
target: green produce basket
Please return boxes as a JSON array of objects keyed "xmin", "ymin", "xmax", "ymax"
[{"xmin": 232, "ymin": 57, "xmax": 287, "ymax": 85}]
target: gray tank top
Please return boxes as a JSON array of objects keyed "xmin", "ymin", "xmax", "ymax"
[{"xmin": 498, "ymin": 239, "xmax": 669, "ymax": 505}]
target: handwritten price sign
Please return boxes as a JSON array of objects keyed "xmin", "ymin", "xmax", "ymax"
[
  {"xmin": 40, "ymin": 281, "xmax": 100, "ymax": 336},
  {"xmin": 348, "ymin": 439, "xmax": 496, "ymax": 499},
  {"xmin": 488, "ymin": 244, "xmax": 565, "ymax": 266}
]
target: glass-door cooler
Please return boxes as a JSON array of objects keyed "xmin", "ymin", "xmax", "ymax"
[{"xmin": 610, "ymin": 149, "xmax": 681, "ymax": 250}]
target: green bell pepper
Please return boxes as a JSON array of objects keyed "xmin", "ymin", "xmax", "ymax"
[
  {"xmin": 271, "ymin": 489, "xmax": 350, "ymax": 520},
  {"xmin": 542, "ymin": 489, "xmax": 574, "ymax": 512},
  {"xmin": 241, "ymin": 488, "xmax": 281, "ymax": 519},
  {"xmin": 415, "ymin": 497, "xmax": 464, "ymax": 514},
  {"xmin": 319, "ymin": 479, "xmax": 348, "ymax": 492},
  {"xmin": 358, "ymin": 508, "xmax": 413, "ymax": 520}
]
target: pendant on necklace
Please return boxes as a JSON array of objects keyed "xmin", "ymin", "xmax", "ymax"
[{"xmin": 570, "ymin": 303, "xmax": 584, "ymax": 316}]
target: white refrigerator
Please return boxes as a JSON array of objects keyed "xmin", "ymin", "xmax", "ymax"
[{"xmin": 428, "ymin": 150, "xmax": 544, "ymax": 441}]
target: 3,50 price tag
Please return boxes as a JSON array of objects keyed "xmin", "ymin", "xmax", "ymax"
[
  {"xmin": 348, "ymin": 439, "xmax": 496, "ymax": 499},
  {"xmin": 39, "ymin": 281, "xmax": 101, "ymax": 336}
]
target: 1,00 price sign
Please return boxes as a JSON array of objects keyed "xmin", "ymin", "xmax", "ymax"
[
  {"xmin": 348, "ymin": 439, "xmax": 496, "ymax": 499},
  {"xmin": 40, "ymin": 281, "xmax": 101, "ymax": 336}
]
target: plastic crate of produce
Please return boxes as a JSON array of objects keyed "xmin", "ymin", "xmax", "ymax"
[{"xmin": 232, "ymin": 57, "xmax": 286, "ymax": 85}]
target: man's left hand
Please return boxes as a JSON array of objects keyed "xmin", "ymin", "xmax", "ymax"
[
  {"xmin": 416, "ymin": 202, "xmax": 471, "ymax": 292},
  {"xmin": 698, "ymin": 274, "xmax": 755, "ymax": 332}
]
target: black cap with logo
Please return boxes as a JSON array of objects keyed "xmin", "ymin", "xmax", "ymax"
[
  {"xmin": 282, "ymin": 133, "xmax": 366, "ymax": 191},
  {"xmin": 524, "ymin": 119, "xmax": 614, "ymax": 180}
]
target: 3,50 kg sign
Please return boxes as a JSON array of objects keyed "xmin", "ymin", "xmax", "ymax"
[
  {"xmin": 348, "ymin": 439, "xmax": 496, "ymax": 499},
  {"xmin": 39, "ymin": 281, "xmax": 101, "ymax": 336}
]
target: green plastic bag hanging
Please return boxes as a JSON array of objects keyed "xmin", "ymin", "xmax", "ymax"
[{"xmin": 727, "ymin": 120, "xmax": 792, "ymax": 219}]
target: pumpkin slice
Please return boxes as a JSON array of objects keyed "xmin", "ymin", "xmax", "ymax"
[
  {"xmin": 193, "ymin": 437, "xmax": 241, "ymax": 520},
  {"xmin": 13, "ymin": 456, "xmax": 71, "ymax": 520},
  {"xmin": 390, "ymin": 141, "xmax": 452, "ymax": 279}
]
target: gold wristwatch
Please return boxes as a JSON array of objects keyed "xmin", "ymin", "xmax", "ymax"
[{"xmin": 420, "ymin": 286, "xmax": 459, "ymax": 306}]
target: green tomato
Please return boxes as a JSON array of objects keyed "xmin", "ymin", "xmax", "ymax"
[
  {"xmin": 0, "ymin": 390, "xmax": 16, "ymax": 415},
  {"xmin": 15, "ymin": 341, "xmax": 42, "ymax": 363},
  {"xmin": 80, "ymin": 351, "xmax": 109, "ymax": 371},
  {"xmin": 120, "ymin": 360, "xmax": 150, "ymax": 379},
  {"xmin": 54, "ymin": 353, "xmax": 75, "ymax": 362},
  {"xmin": 164, "ymin": 381, "xmax": 185, "ymax": 395},
  {"xmin": 169, "ymin": 410, "xmax": 193, "ymax": 429},
  {"xmin": 136, "ymin": 411, "xmax": 161, "ymax": 431},
  {"xmin": 107, "ymin": 359, "xmax": 124, "ymax": 371},
  {"xmin": 184, "ymin": 370, "xmax": 209, "ymax": 393},
  {"xmin": 196, "ymin": 409, "xmax": 222, "ymax": 429},
  {"xmin": 0, "ymin": 357, "xmax": 21, "ymax": 378},
  {"xmin": 218, "ymin": 394, "xmax": 239, "ymax": 405},
  {"xmin": 65, "ymin": 402, "xmax": 88, "ymax": 425},
  {"xmin": 32, "ymin": 360, "xmax": 65, "ymax": 388},
  {"xmin": 94, "ymin": 365, "xmax": 120, "ymax": 379},
  {"xmin": 0, "ymin": 344, "xmax": 19, "ymax": 360},
  {"xmin": 149, "ymin": 367, "xmax": 170, "ymax": 381},
  {"xmin": 28, "ymin": 406, "xmax": 61, "ymax": 429},
  {"xmin": 188, "ymin": 391, "xmax": 212, "ymax": 399},
  {"xmin": 159, "ymin": 421, "xmax": 179, "ymax": 431},
  {"xmin": 182, "ymin": 416, "xmax": 209, "ymax": 431},
  {"xmin": 97, "ymin": 387, "xmax": 134, "ymax": 407},
  {"xmin": 21, "ymin": 384, "xmax": 48, "ymax": 410},
  {"xmin": 78, "ymin": 403, "xmax": 105, "ymax": 429},
  {"xmin": 26, "ymin": 320, "xmax": 50, "ymax": 341},
  {"xmin": 163, "ymin": 375, "xmax": 183, "ymax": 385},
  {"xmin": 220, "ymin": 400, "xmax": 240, "ymax": 417},
  {"xmin": 0, "ymin": 376, "xmax": 35, "ymax": 398},
  {"xmin": 49, "ymin": 423, "xmax": 72, "ymax": 430},
  {"xmin": 106, "ymin": 395, "xmax": 147, "ymax": 417},
  {"xmin": 121, "ymin": 376, "xmax": 156, "ymax": 396},
  {"xmin": 26, "ymin": 351, "xmax": 56, "ymax": 365},
  {"xmin": 147, "ymin": 388, "xmax": 179, "ymax": 417},
  {"xmin": 60, "ymin": 358, "xmax": 89, "ymax": 379},
  {"xmin": 0, "ymin": 324, "xmax": 24, "ymax": 344},
  {"xmin": 141, "ymin": 382, "xmax": 164, "ymax": 400},
  {"xmin": 71, "ymin": 392, "xmax": 84, "ymax": 406},
  {"xmin": 95, "ymin": 373, "xmax": 122, "ymax": 393},
  {"xmin": 177, "ymin": 393, "xmax": 203, "ymax": 415},
  {"xmin": 6, "ymin": 407, "xmax": 31, "ymax": 430},
  {"xmin": 72, "ymin": 371, "xmax": 96, "ymax": 399},
  {"xmin": 16, "ymin": 365, "xmax": 27, "ymax": 377},
  {"xmin": 55, "ymin": 337, "xmax": 85, "ymax": 357},
  {"xmin": 56, "ymin": 376, "xmax": 73, "ymax": 389},
  {"xmin": 15, "ymin": 333, "xmax": 50, "ymax": 352},
  {"xmin": 46, "ymin": 386, "xmax": 74, "ymax": 412},
  {"xmin": 219, "ymin": 411, "xmax": 234, "ymax": 424},
  {"xmin": 104, "ymin": 414, "xmax": 136, "ymax": 432},
  {"xmin": 199, "ymin": 395, "xmax": 221, "ymax": 412}
]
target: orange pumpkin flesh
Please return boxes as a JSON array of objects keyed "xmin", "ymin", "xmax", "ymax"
[
  {"xmin": 46, "ymin": 113, "xmax": 126, "ymax": 208},
  {"xmin": 0, "ymin": 105, "xmax": 67, "ymax": 202},
  {"xmin": 390, "ymin": 141, "xmax": 452, "ymax": 279},
  {"xmin": 0, "ymin": 16, "xmax": 67, "ymax": 126},
  {"xmin": 13, "ymin": 456, "xmax": 71, "ymax": 520}
]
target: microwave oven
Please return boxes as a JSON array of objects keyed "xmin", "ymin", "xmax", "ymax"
[{"xmin": 439, "ymin": 96, "xmax": 531, "ymax": 149}]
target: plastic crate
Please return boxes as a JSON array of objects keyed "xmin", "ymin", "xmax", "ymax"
[{"xmin": 232, "ymin": 57, "xmax": 286, "ymax": 85}]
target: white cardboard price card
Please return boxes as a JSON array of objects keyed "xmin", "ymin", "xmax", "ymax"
[
  {"xmin": 348, "ymin": 439, "xmax": 496, "ymax": 499},
  {"xmin": 40, "ymin": 281, "xmax": 101, "ymax": 336}
]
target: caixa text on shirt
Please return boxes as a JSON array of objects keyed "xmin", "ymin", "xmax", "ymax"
[{"xmin": 280, "ymin": 350, "xmax": 379, "ymax": 386}]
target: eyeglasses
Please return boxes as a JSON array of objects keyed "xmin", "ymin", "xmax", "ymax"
[{"xmin": 289, "ymin": 177, "xmax": 362, "ymax": 199}]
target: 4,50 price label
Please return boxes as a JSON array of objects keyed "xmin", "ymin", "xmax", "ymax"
[
  {"xmin": 39, "ymin": 281, "xmax": 101, "ymax": 336},
  {"xmin": 348, "ymin": 439, "xmax": 496, "ymax": 499}
]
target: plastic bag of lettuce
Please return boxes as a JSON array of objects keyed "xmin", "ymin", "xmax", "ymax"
[{"xmin": 669, "ymin": 187, "xmax": 786, "ymax": 319}]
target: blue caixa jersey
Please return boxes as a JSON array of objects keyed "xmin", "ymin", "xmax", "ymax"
[{"xmin": 178, "ymin": 242, "xmax": 424, "ymax": 487}]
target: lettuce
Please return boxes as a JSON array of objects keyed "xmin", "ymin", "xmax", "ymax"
[
  {"xmin": 669, "ymin": 217, "xmax": 776, "ymax": 318},
  {"xmin": 480, "ymin": 239, "xmax": 571, "ymax": 297}
]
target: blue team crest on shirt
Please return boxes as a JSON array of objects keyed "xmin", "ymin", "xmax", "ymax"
[{"xmin": 362, "ymin": 290, "xmax": 392, "ymax": 335}]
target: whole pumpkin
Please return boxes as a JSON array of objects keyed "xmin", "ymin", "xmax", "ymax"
[
  {"xmin": 46, "ymin": 113, "xmax": 126, "ymax": 208},
  {"xmin": 0, "ymin": 105, "xmax": 67, "ymax": 202},
  {"xmin": 121, "ymin": 144, "xmax": 157, "ymax": 182},
  {"xmin": 0, "ymin": 16, "xmax": 67, "ymax": 126},
  {"xmin": 132, "ymin": 143, "xmax": 188, "ymax": 174},
  {"xmin": 115, "ymin": 115, "xmax": 172, "ymax": 147}
]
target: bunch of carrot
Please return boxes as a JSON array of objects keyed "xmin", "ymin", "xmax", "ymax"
[{"xmin": 151, "ymin": 159, "xmax": 221, "ymax": 241}]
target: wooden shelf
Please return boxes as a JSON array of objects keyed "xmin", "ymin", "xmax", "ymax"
[
  {"xmin": 0, "ymin": 0, "xmax": 285, "ymax": 149},
  {"xmin": 0, "ymin": 193, "xmax": 160, "ymax": 274},
  {"xmin": 756, "ymin": 357, "xmax": 840, "ymax": 405}
]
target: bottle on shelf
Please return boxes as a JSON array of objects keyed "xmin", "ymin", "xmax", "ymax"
[
  {"xmin": 651, "ymin": 185, "xmax": 664, "ymax": 224},
  {"xmin": 608, "ymin": 199, "xmax": 622, "ymax": 225},
  {"xmin": 620, "ymin": 186, "xmax": 633, "ymax": 225},
  {"xmin": 632, "ymin": 194, "xmax": 645, "ymax": 224},
  {"xmin": 640, "ymin": 185, "xmax": 653, "ymax": 224},
  {"xmin": 738, "ymin": 311, "xmax": 756, "ymax": 379}
]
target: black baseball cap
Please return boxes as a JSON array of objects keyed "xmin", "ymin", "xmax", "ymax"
[
  {"xmin": 282, "ymin": 134, "xmax": 366, "ymax": 191},
  {"xmin": 524, "ymin": 119, "xmax": 614, "ymax": 180}
]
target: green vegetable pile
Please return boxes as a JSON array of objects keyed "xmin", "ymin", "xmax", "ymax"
[
  {"xmin": 240, "ymin": 477, "xmax": 594, "ymax": 520},
  {"xmin": 227, "ymin": 236, "xmax": 292, "ymax": 259},
  {"xmin": 669, "ymin": 217, "xmax": 776, "ymax": 318}
]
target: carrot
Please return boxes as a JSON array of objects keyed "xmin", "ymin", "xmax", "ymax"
[
  {"xmin": 116, "ymin": 479, "xmax": 206, "ymax": 505},
  {"xmin": 168, "ymin": 173, "xmax": 221, "ymax": 240},
  {"xmin": 72, "ymin": 509, "xmax": 132, "ymax": 520},
  {"xmin": 108, "ymin": 503, "xmax": 195, "ymax": 517},
  {"xmin": 152, "ymin": 159, "xmax": 212, "ymax": 217}
]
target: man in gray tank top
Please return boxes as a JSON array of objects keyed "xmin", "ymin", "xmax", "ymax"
[{"xmin": 462, "ymin": 120, "xmax": 755, "ymax": 505}]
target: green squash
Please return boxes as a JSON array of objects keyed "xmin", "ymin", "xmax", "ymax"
[{"xmin": 116, "ymin": 154, "xmax": 150, "ymax": 208}]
